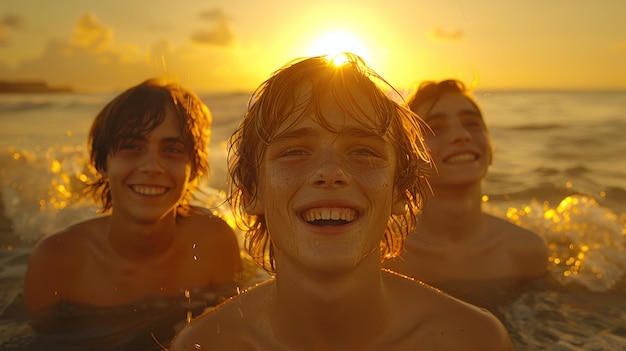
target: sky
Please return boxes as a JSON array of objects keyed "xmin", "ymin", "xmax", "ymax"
[{"xmin": 1, "ymin": 0, "xmax": 625, "ymax": 93}]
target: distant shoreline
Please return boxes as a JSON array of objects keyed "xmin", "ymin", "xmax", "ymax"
[{"xmin": 0, "ymin": 80, "xmax": 73, "ymax": 94}]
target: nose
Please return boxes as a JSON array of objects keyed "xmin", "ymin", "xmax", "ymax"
[
  {"xmin": 138, "ymin": 150, "xmax": 165, "ymax": 174},
  {"xmin": 310, "ymin": 152, "xmax": 349, "ymax": 188},
  {"xmin": 448, "ymin": 121, "xmax": 471, "ymax": 144}
]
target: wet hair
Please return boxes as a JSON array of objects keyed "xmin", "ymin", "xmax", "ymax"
[
  {"xmin": 227, "ymin": 53, "xmax": 432, "ymax": 272},
  {"xmin": 86, "ymin": 78, "xmax": 212, "ymax": 213},
  {"xmin": 405, "ymin": 79, "xmax": 483, "ymax": 119},
  {"xmin": 405, "ymin": 79, "xmax": 493, "ymax": 161}
]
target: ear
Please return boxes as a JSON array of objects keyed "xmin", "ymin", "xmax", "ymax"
[{"xmin": 243, "ymin": 190, "xmax": 265, "ymax": 215}]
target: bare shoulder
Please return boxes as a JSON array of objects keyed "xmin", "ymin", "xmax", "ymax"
[
  {"xmin": 28, "ymin": 217, "xmax": 105, "ymax": 266},
  {"xmin": 485, "ymin": 213, "xmax": 547, "ymax": 253},
  {"xmin": 171, "ymin": 280, "xmax": 274, "ymax": 351},
  {"xmin": 184, "ymin": 206, "xmax": 242, "ymax": 253},
  {"xmin": 485, "ymin": 213, "xmax": 548, "ymax": 276},
  {"xmin": 384, "ymin": 271, "xmax": 514, "ymax": 350},
  {"xmin": 176, "ymin": 207, "xmax": 243, "ymax": 284},
  {"xmin": 427, "ymin": 296, "xmax": 513, "ymax": 350},
  {"xmin": 24, "ymin": 217, "xmax": 105, "ymax": 311},
  {"xmin": 183, "ymin": 207, "xmax": 238, "ymax": 241}
]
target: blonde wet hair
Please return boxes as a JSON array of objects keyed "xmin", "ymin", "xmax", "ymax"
[
  {"xmin": 86, "ymin": 78, "xmax": 212, "ymax": 213},
  {"xmin": 228, "ymin": 53, "xmax": 431, "ymax": 272}
]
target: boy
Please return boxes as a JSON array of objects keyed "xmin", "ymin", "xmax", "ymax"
[
  {"xmin": 384, "ymin": 80, "xmax": 548, "ymax": 296},
  {"xmin": 24, "ymin": 79, "xmax": 243, "ymax": 348},
  {"xmin": 171, "ymin": 55, "xmax": 513, "ymax": 350}
]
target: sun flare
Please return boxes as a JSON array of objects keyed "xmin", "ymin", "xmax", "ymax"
[{"xmin": 305, "ymin": 30, "xmax": 372, "ymax": 64}]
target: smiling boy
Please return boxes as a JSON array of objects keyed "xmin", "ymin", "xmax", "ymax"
[
  {"xmin": 384, "ymin": 80, "xmax": 548, "ymax": 297},
  {"xmin": 23, "ymin": 79, "xmax": 243, "ymax": 348},
  {"xmin": 171, "ymin": 55, "xmax": 514, "ymax": 351}
]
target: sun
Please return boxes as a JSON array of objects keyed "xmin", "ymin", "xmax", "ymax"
[{"xmin": 305, "ymin": 29, "xmax": 372, "ymax": 64}]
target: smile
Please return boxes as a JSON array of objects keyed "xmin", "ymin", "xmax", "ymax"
[
  {"xmin": 130, "ymin": 185, "xmax": 169, "ymax": 196},
  {"xmin": 444, "ymin": 152, "xmax": 478, "ymax": 164},
  {"xmin": 302, "ymin": 207, "xmax": 357, "ymax": 226}
]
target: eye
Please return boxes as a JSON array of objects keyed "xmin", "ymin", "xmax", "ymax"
[
  {"xmin": 279, "ymin": 148, "xmax": 307, "ymax": 157},
  {"xmin": 348, "ymin": 143, "xmax": 391, "ymax": 168},
  {"xmin": 464, "ymin": 120, "xmax": 484, "ymax": 131},
  {"xmin": 461, "ymin": 115, "xmax": 485, "ymax": 129},
  {"xmin": 119, "ymin": 141, "xmax": 141, "ymax": 151},
  {"xmin": 425, "ymin": 120, "xmax": 445, "ymax": 133},
  {"xmin": 164, "ymin": 142, "xmax": 186, "ymax": 154},
  {"xmin": 349, "ymin": 147, "xmax": 377, "ymax": 156}
]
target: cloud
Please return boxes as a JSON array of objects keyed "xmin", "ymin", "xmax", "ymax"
[
  {"xmin": 429, "ymin": 27, "xmax": 464, "ymax": 42},
  {"xmin": 0, "ymin": 13, "xmax": 23, "ymax": 46},
  {"xmin": 198, "ymin": 8, "xmax": 231, "ymax": 22},
  {"xmin": 1, "ymin": 13, "xmax": 22, "ymax": 29},
  {"xmin": 0, "ymin": 11, "xmax": 249, "ymax": 92},
  {"xmin": 0, "ymin": 12, "xmax": 159, "ymax": 91},
  {"xmin": 191, "ymin": 19, "xmax": 235, "ymax": 47},
  {"xmin": 8, "ymin": 38, "xmax": 153, "ymax": 91},
  {"xmin": 71, "ymin": 12, "xmax": 113, "ymax": 51},
  {"xmin": 191, "ymin": 8, "xmax": 235, "ymax": 47}
]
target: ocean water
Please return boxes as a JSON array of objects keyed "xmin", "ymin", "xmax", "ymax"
[{"xmin": 0, "ymin": 90, "xmax": 625, "ymax": 350}]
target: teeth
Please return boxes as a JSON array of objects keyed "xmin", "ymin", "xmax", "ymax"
[
  {"xmin": 302, "ymin": 207, "xmax": 357, "ymax": 223},
  {"xmin": 131, "ymin": 185, "xmax": 168, "ymax": 196},
  {"xmin": 446, "ymin": 153, "xmax": 477, "ymax": 164}
]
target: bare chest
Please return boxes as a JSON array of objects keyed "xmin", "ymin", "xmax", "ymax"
[{"xmin": 62, "ymin": 251, "xmax": 204, "ymax": 306}]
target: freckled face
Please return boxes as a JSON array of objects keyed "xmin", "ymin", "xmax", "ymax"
[
  {"xmin": 104, "ymin": 105, "xmax": 192, "ymax": 224},
  {"xmin": 417, "ymin": 93, "xmax": 491, "ymax": 187},
  {"xmin": 253, "ymin": 93, "xmax": 402, "ymax": 272}
]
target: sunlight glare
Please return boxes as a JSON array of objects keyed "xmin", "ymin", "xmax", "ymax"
[
  {"xmin": 306, "ymin": 30, "xmax": 372, "ymax": 64},
  {"xmin": 329, "ymin": 53, "xmax": 350, "ymax": 66}
]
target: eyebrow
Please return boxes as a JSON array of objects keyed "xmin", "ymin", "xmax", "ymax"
[
  {"xmin": 272, "ymin": 127, "xmax": 318, "ymax": 142},
  {"xmin": 425, "ymin": 109, "xmax": 481, "ymax": 121},
  {"xmin": 272, "ymin": 125, "xmax": 383, "ymax": 143},
  {"xmin": 120, "ymin": 135, "xmax": 185, "ymax": 144},
  {"xmin": 160, "ymin": 136, "xmax": 185, "ymax": 143}
]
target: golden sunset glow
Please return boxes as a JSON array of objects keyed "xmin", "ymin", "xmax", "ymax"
[
  {"xmin": 0, "ymin": 1, "xmax": 623, "ymax": 92},
  {"xmin": 305, "ymin": 30, "xmax": 372, "ymax": 65}
]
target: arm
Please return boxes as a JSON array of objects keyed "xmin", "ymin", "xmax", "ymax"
[
  {"xmin": 489, "ymin": 214, "xmax": 549, "ymax": 277},
  {"xmin": 443, "ymin": 307, "xmax": 515, "ymax": 351},
  {"xmin": 511, "ymin": 226, "xmax": 549, "ymax": 277},
  {"xmin": 186, "ymin": 211, "xmax": 244, "ymax": 285},
  {"xmin": 205, "ymin": 216, "xmax": 244, "ymax": 284},
  {"xmin": 23, "ymin": 234, "xmax": 70, "ymax": 312},
  {"xmin": 476, "ymin": 312, "xmax": 515, "ymax": 351}
]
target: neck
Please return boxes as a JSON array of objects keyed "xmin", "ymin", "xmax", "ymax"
[
  {"xmin": 419, "ymin": 182, "xmax": 485, "ymax": 243},
  {"xmin": 107, "ymin": 211, "xmax": 178, "ymax": 261},
  {"xmin": 270, "ymin": 251, "xmax": 388, "ymax": 348}
]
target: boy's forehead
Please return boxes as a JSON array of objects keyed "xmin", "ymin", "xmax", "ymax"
[
  {"xmin": 422, "ymin": 93, "xmax": 481, "ymax": 118},
  {"xmin": 275, "ymin": 96, "xmax": 380, "ymax": 137},
  {"xmin": 295, "ymin": 80, "xmax": 378, "ymax": 114},
  {"xmin": 115, "ymin": 104, "xmax": 182, "ymax": 139}
]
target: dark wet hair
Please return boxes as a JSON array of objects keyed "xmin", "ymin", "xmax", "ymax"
[
  {"xmin": 86, "ymin": 78, "xmax": 211, "ymax": 212},
  {"xmin": 227, "ymin": 53, "xmax": 432, "ymax": 272},
  {"xmin": 406, "ymin": 79, "xmax": 483, "ymax": 121}
]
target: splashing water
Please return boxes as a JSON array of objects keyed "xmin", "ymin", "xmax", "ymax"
[{"xmin": 486, "ymin": 195, "xmax": 626, "ymax": 292}]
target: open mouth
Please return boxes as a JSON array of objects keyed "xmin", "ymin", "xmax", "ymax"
[
  {"xmin": 444, "ymin": 152, "xmax": 478, "ymax": 164},
  {"xmin": 130, "ymin": 185, "xmax": 169, "ymax": 196},
  {"xmin": 301, "ymin": 207, "xmax": 357, "ymax": 226}
]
